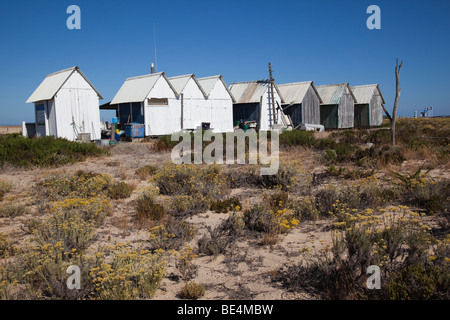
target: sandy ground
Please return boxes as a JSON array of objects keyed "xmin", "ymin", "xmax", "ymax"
[
  {"xmin": 0, "ymin": 140, "xmax": 448, "ymax": 300},
  {"xmin": 0, "ymin": 126, "xmax": 22, "ymax": 135}
]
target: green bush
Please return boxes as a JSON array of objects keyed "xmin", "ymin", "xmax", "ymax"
[
  {"xmin": 0, "ymin": 135, "xmax": 108, "ymax": 169},
  {"xmin": 152, "ymin": 163, "xmax": 227, "ymax": 198},
  {"xmin": 135, "ymin": 197, "xmax": 165, "ymax": 222},
  {"xmin": 37, "ymin": 171, "xmax": 112, "ymax": 201},
  {"xmin": 280, "ymin": 130, "xmax": 316, "ymax": 147},
  {"xmin": 107, "ymin": 181, "xmax": 132, "ymax": 200},
  {"xmin": 259, "ymin": 161, "xmax": 302, "ymax": 191},
  {"xmin": 388, "ymin": 264, "xmax": 450, "ymax": 300}
]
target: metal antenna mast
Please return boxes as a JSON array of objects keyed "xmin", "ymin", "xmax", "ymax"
[{"xmin": 153, "ymin": 23, "xmax": 158, "ymax": 72}]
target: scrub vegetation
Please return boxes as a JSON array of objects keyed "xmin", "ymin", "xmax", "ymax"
[{"xmin": 0, "ymin": 117, "xmax": 448, "ymax": 300}]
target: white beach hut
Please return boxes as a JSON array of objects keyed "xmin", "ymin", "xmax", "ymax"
[
  {"xmin": 110, "ymin": 72, "xmax": 180, "ymax": 136},
  {"xmin": 168, "ymin": 74, "xmax": 212, "ymax": 131},
  {"xmin": 26, "ymin": 66, "xmax": 103, "ymax": 141},
  {"xmin": 197, "ymin": 75, "xmax": 235, "ymax": 133}
]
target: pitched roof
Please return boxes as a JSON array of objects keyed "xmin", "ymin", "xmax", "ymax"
[
  {"xmin": 167, "ymin": 74, "xmax": 207, "ymax": 97},
  {"xmin": 315, "ymin": 83, "xmax": 356, "ymax": 105},
  {"xmin": 350, "ymin": 84, "xmax": 385, "ymax": 104},
  {"xmin": 197, "ymin": 75, "xmax": 236, "ymax": 102},
  {"xmin": 229, "ymin": 80, "xmax": 285, "ymax": 104},
  {"xmin": 26, "ymin": 66, "xmax": 103, "ymax": 103},
  {"xmin": 111, "ymin": 72, "xmax": 177, "ymax": 104},
  {"xmin": 278, "ymin": 81, "xmax": 323, "ymax": 104}
]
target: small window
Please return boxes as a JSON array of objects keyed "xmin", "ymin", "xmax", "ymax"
[
  {"xmin": 36, "ymin": 104, "xmax": 45, "ymax": 125},
  {"xmin": 148, "ymin": 98, "xmax": 168, "ymax": 106}
]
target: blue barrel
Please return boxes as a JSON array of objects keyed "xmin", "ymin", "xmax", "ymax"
[
  {"xmin": 124, "ymin": 123, "xmax": 145, "ymax": 138},
  {"xmin": 112, "ymin": 117, "xmax": 119, "ymax": 124}
]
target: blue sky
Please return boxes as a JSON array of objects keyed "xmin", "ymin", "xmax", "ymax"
[{"xmin": 0, "ymin": 0, "xmax": 449, "ymax": 124}]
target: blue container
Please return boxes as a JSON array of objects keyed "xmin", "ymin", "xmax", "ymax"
[
  {"xmin": 124, "ymin": 123, "xmax": 145, "ymax": 138},
  {"xmin": 112, "ymin": 117, "xmax": 119, "ymax": 124}
]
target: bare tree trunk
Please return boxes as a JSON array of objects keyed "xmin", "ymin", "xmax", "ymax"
[{"xmin": 389, "ymin": 59, "xmax": 403, "ymax": 146}]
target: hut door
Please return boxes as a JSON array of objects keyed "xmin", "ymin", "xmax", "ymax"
[
  {"xmin": 35, "ymin": 103, "xmax": 46, "ymax": 137},
  {"xmin": 320, "ymin": 105, "xmax": 338, "ymax": 129},
  {"xmin": 354, "ymin": 104, "xmax": 369, "ymax": 128}
]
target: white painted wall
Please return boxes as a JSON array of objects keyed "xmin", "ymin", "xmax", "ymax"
[
  {"xmin": 179, "ymin": 78, "xmax": 208, "ymax": 130},
  {"xmin": 144, "ymin": 76, "xmax": 181, "ymax": 136},
  {"xmin": 207, "ymin": 79, "xmax": 234, "ymax": 132},
  {"xmin": 53, "ymin": 70, "xmax": 101, "ymax": 141}
]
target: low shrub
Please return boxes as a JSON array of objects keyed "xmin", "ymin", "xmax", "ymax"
[
  {"xmin": 135, "ymin": 165, "xmax": 157, "ymax": 180},
  {"xmin": 259, "ymin": 161, "xmax": 303, "ymax": 191},
  {"xmin": 198, "ymin": 212, "xmax": 245, "ymax": 256},
  {"xmin": 388, "ymin": 264, "xmax": 450, "ymax": 300},
  {"xmin": 0, "ymin": 233, "xmax": 12, "ymax": 258},
  {"xmin": 279, "ymin": 206, "xmax": 449, "ymax": 300},
  {"xmin": 0, "ymin": 135, "xmax": 108, "ymax": 169},
  {"xmin": 107, "ymin": 181, "xmax": 133, "ymax": 200},
  {"xmin": 33, "ymin": 212, "xmax": 96, "ymax": 251},
  {"xmin": 391, "ymin": 168, "xmax": 450, "ymax": 214},
  {"xmin": 38, "ymin": 171, "xmax": 112, "ymax": 201},
  {"xmin": 135, "ymin": 196, "xmax": 165, "ymax": 222},
  {"xmin": 178, "ymin": 281, "xmax": 206, "ymax": 300},
  {"xmin": 152, "ymin": 163, "xmax": 227, "ymax": 200},
  {"xmin": 280, "ymin": 130, "xmax": 316, "ymax": 148},
  {"xmin": 147, "ymin": 218, "xmax": 196, "ymax": 252},
  {"xmin": 224, "ymin": 165, "xmax": 261, "ymax": 189},
  {"xmin": 210, "ymin": 197, "xmax": 241, "ymax": 213},
  {"xmin": 153, "ymin": 135, "xmax": 180, "ymax": 152},
  {"xmin": 243, "ymin": 204, "xmax": 299, "ymax": 235},
  {"xmin": 170, "ymin": 194, "xmax": 210, "ymax": 216},
  {"xmin": 0, "ymin": 204, "xmax": 29, "ymax": 218},
  {"xmin": 18, "ymin": 242, "xmax": 90, "ymax": 299},
  {"xmin": 89, "ymin": 243, "xmax": 167, "ymax": 300},
  {"xmin": 175, "ymin": 246, "xmax": 198, "ymax": 280},
  {"xmin": 50, "ymin": 196, "xmax": 111, "ymax": 226},
  {"xmin": 0, "ymin": 180, "xmax": 12, "ymax": 201}
]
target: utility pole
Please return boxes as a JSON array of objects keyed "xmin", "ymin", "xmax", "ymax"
[{"xmin": 268, "ymin": 62, "xmax": 277, "ymax": 126}]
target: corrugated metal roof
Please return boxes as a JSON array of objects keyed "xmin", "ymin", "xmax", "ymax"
[
  {"xmin": 316, "ymin": 83, "xmax": 353, "ymax": 105},
  {"xmin": 197, "ymin": 75, "xmax": 236, "ymax": 102},
  {"xmin": 278, "ymin": 81, "xmax": 323, "ymax": 104},
  {"xmin": 350, "ymin": 84, "xmax": 385, "ymax": 104},
  {"xmin": 229, "ymin": 81, "xmax": 285, "ymax": 104},
  {"xmin": 111, "ymin": 72, "xmax": 176, "ymax": 104},
  {"xmin": 168, "ymin": 74, "xmax": 207, "ymax": 97},
  {"xmin": 26, "ymin": 66, "xmax": 103, "ymax": 103}
]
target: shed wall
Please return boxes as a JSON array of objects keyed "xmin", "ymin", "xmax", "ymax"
[
  {"xmin": 54, "ymin": 71, "xmax": 101, "ymax": 141},
  {"xmin": 144, "ymin": 76, "xmax": 181, "ymax": 136},
  {"xmin": 338, "ymin": 86, "xmax": 354, "ymax": 129},
  {"xmin": 370, "ymin": 94, "xmax": 383, "ymax": 126},
  {"xmin": 302, "ymin": 85, "xmax": 321, "ymax": 125},
  {"xmin": 208, "ymin": 80, "xmax": 234, "ymax": 132}
]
